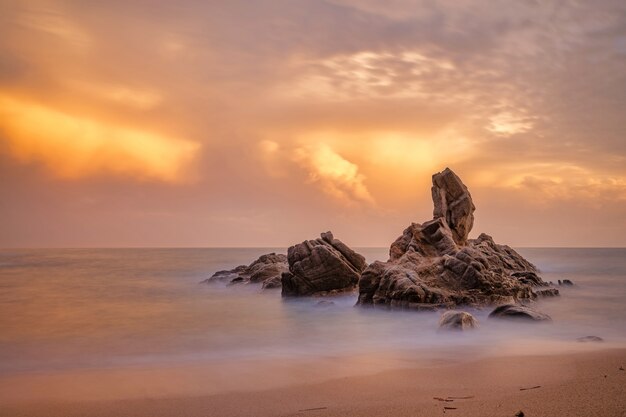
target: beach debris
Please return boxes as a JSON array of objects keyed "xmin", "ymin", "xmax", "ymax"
[
  {"xmin": 203, "ymin": 253, "xmax": 288, "ymax": 289},
  {"xmin": 515, "ymin": 411, "xmax": 525, "ymax": 417},
  {"xmin": 357, "ymin": 168, "xmax": 551, "ymax": 310},
  {"xmin": 298, "ymin": 407, "xmax": 328, "ymax": 412},
  {"xmin": 576, "ymin": 336, "xmax": 604, "ymax": 342},
  {"xmin": 281, "ymin": 231, "xmax": 367, "ymax": 297},
  {"xmin": 489, "ymin": 304, "xmax": 551, "ymax": 322},
  {"xmin": 436, "ymin": 394, "xmax": 475, "ymax": 414},
  {"xmin": 519, "ymin": 385, "xmax": 542, "ymax": 391},
  {"xmin": 438, "ymin": 311, "xmax": 479, "ymax": 330},
  {"xmin": 434, "ymin": 395, "xmax": 475, "ymax": 402}
]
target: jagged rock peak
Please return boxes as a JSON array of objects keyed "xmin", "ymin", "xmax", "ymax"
[
  {"xmin": 431, "ymin": 167, "xmax": 475, "ymax": 245},
  {"xmin": 357, "ymin": 169, "xmax": 555, "ymax": 310}
]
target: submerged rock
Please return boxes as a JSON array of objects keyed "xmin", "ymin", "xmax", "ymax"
[
  {"xmin": 488, "ymin": 304, "xmax": 551, "ymax": 321},
  {"xmin": 282, "ymin": 231, "xmax": 367, "ymax": 297},
  {"xmin": 315, "ymin": 300, "xmax": 336, "ymax": 308},
  {"xmin": 577, "ymin": 335, "xmax": 604, "ymax": 342},
  {"xmin": 357, "ymin": 168, "xmax": 552, "ymax": 310},
  {"xmin": 438, "ymin": 311, "xmax": 479, "ymax": 330},
  {"xmin": 203, "ymin": 253, "xmax": 288, "ymax": 289}
]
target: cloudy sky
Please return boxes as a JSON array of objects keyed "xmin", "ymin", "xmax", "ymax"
[{"xmin": 1, "ymin": 0, "xmax": 625, "ymax": 247}]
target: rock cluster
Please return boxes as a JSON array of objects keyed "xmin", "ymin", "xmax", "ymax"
[
  {"xmin": 203, "ymin": 253, "xmax": 288, "ymax": 289},
  {"xmin": 204, "ymin": 168, "xmax": 560, "ymax": 325},
  {"xmin": 282, "ymin": 231, "xmax": 367, "ymax": 297},
  {"xmin": 357, "ymin": 168, "xmax": 558, "ymax": 310}
]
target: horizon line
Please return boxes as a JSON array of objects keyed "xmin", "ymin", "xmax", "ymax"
[{"xmin": 2, "ymin": 246, "xmax": 626, "ymax": 250}]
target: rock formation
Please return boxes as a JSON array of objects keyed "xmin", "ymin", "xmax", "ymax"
[
  {"xmin": 357, "ymin": 168, "xmax": 557, "ymax": 310},
  {"xmin": 438, "ymin": 311, "xmax": 479, "ymax": 330},
  {"xmin": 203, "ymin": 253, "xmax": 288, "ymax": 289},
  {"xmin": 282, "ymin": 231, "xmax": 367, "ymax": 297},
  {"xmin": 488, "ymin": 304, "xmax": 552, "ymax": 321}
]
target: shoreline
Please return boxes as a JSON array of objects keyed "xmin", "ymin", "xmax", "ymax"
[{"xmin": 2, "ymin": 347, "xmax": 624, "ymax": 417}]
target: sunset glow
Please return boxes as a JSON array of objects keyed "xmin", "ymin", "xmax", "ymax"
[
  {"xmin": 0, "ymin": 95, "xmax": 198, "ymax": 182},
  {"xmin": 0, "ymin": 0, "xmax": 625, "ymax": 247}
]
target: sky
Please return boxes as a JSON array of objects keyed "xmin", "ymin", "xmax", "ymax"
[{"xmin": 0, "ymin": 0, "xmax": 625, "ymax": 248}]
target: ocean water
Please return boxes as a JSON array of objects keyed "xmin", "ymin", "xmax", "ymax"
[{"xmin": 0, "ymin": 247, "xmax": 625, "ymax": 402}]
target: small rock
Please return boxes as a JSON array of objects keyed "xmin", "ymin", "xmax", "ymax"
[
  {"xmin": 488, "ymin": 304, "xmax": 551, "ymax": 321},
  {"xmin": 202, "ymin": 267, "xmax": 246, "ymax": 283},
  {"xmin": 439, "ymin": 311, "xmax": 479, "ymax": 330},
  {"xmin": 515, "ymin": 411, "xmax": 525, "ymax": 417},
  {"xmin": 204, "ymin": 253, "xmax": 288, "ymax": 288},
  {"xmin": 576, "ymin": 336, "xmax": 604, "ymax": 343},
  {"xmin": 562, "ymin": 279, "xmax": 574, "ymax": 286}
]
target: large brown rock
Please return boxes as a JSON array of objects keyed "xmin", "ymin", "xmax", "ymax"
[
  {"xmin": 203, "ymin": 253, "xmax": 288, "ymax": 289},
  {"xmin": 357, "ymin": 168, "xmax": 556, "ymax": 310},
  {"xmin": 282, "ymin": 231, "xmax": 367, "ymax": 297}
]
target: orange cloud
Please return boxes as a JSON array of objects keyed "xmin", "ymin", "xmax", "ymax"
[
  {"xmin": 280, "ymin": 50, "xmax": 456, "ymax": 101},
  {"xmin": 68, "ymin": 81, "xmax": 162, "ymax": 110},
  {"xmin": 471, "ymin": 163, "xmax": 626, "ymax": 205},
  {"xmin": 294, "ymin": 143, "xmax": 375, "ymax": 206},
  {"xmin": 0, "ymin": 95, "xmax": 199, "ymax": 182},
  {"xmin": 17, "ymin": 6, "xmax": 91, "ymax": 48},
  {"xmin": 487, "ymin": 111, "xmax": 535, "ymax": 136}
]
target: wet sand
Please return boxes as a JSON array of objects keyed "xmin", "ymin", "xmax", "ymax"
[{"xmin": 2, "ymin": 348, "xmax": 624, "ymax": 417}]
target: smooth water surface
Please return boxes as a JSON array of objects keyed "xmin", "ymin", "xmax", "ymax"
[{"xmin": 0, "ymin": 247, "xmax": 625, "ymax": 401}]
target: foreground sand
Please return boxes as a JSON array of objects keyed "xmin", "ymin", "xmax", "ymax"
[{"xmin": 2, "ymin": 348, "xmax": 624, "ymax": 417}]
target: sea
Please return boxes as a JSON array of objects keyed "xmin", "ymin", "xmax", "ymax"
[{"xmin": 0, "ymin": 247, "xmax": 625, "ymax": 402}]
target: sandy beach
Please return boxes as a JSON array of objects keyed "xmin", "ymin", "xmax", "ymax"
[{"xmin": 2, "ymin": 348, "xmax": 624, "ymax": 417}]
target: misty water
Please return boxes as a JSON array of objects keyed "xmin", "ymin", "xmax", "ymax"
[{"xmin": 0, "ymin": 247, "xmax": 625, "ymax": 401}]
